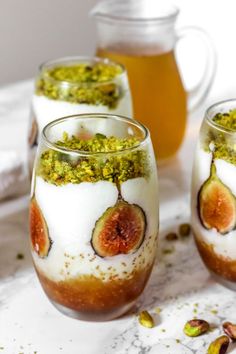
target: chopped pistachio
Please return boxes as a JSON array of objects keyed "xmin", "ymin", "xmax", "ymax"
[
  {"xmin": 16, "ymin": 253, "xmax": 24, "ymax": 260},
  {"xmin": 179, "ymin": 223, "xmax": 191, "ymax": 237},
  {"xmin": 56, "ymin": 132, "xmax": 140, "ymax": 152},
  {"xmin": 184, "ymin": 319, "xmax": 210, "ymax": 337},
  {"xmin": 38, "ymin": 133, "xmax": 149, "ymax": 185},
  {"xmin": 204, "ymin": 109, "xmax": 236, "ymax": 165},
  {"xmin": 162, "ymin": 247, "xmax": 174, "ymax": 255},
  {"xmin": 207, "ymin": 335, "xmax": 229, "ymax": 354},
  {"xmin": 210, "ymin": 310, "xmax": 218, "ymax": 315},
  {"xmin": 36, "ymin": 62, "xmax": 123, "ymax": 108},
  {"xmin": 45, "ymin": 63, "xmax": 122, "ymax": 84},
  {"xmin": 154, "ymin": 307, "xmax": 162, "ymax": 314},
  {"xmin": 165, "ymin": 232, "xmax": 178, "ymax": 241},
  {"xmin": 213, "ymin": 110, "xmax": 236, "ymax": 131},
  {"xmin": 204, "ymin": 128, "xmax": 236, "ymax": 165},
  {"xmin": 138, "ymin": 311, "xmax": 154, "ymax": 328}
]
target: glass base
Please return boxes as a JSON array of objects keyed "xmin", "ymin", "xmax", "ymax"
[
  {"xmin": 210, "ymin": 271, "xmax": 236, "ymax": 291},
  {"xmin": 50, "ymin": 299, "xmax": 136, "ymax": 322}
]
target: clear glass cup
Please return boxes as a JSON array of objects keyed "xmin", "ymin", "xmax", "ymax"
[
  {"xmin": 30, "ymin": 113, "xmax": 159, "ymax": 321},
  {"xmin": 92, "ymin": 0, "xmax": 216, "ymax": 160},
  {"xmin": 191, "ymin": 99, "xmax": 236, "ymax": 290},
  {"xmin": 27, "ymin": 56, "xmax": 132, "ymax": 174}
]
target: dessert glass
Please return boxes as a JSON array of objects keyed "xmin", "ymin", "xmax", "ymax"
[
  {"xmin": 28, "ymin": 56, "xmax": 132, "ymax": 173},
  {"xmin": 30, "ymin": 113, "xmax": 159, "ymax": 321},
  {"xmin": 191, "ymin": 99, "xmax": 236, "ymax": 290}
]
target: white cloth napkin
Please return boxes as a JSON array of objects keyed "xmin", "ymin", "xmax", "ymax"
[
  {"xmin": 0, "ymin": 80, "xmax": 34, "ymax": 203},
  {"xmin": 0, "ymin": 151, "xmax": 29, "ymax": 201}
]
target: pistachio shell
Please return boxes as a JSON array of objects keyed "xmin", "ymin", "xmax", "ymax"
[
  {"xmin": 207, "ymin": 335, "xmax": 230, "ymax": 354},
  {"xmin": 223, "ymin": 321, "xmax": 236, "ymax": 340}
]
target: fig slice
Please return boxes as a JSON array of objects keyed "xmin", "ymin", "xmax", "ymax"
[
  {"xmin": 30, "ymin": 198, "xmax": 52, "ymax": 258},
  {"xmin": 198, "ymin": 163, "xmax": 236, "ymax": 234},
  {"xmin": 91, "ymin": 201, "xmax": 146, "ymax": 257}
]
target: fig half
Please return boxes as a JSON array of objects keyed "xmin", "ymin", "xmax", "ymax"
[
  {"xmin": 30, "ymin": 198, "xmax": 52, "ymax": 258},
  {"xmin": 91, "ymin": 201, "xmax": 146, "ymax": 257},
  {"xmin": 198, "ymin": 163, "xmax": 236, "ymax": 234}
]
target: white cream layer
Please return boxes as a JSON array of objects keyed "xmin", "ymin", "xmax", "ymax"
[
  {"xmin": 32, "ymin": 92, "xmax": 133, "ymax": 134},
  {"xmin": 191, "ymin": 143, "xmax": 236, "ymax": 259},
  {"xmin": 33, "ymin": 175, "xmax": 158, "ymax": 282}
]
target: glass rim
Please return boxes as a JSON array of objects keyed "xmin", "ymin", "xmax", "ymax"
[
  {"xmin": 42, "ymin": 113, "xmax": 150, "ymax": 157},
  {"xmin": 38, "ymin": 56, "xmax": 127, "ymax": 88},
  {"xmin": 91, "ymin": 0, "xmax": 179, "ymax": 25},
  {"xmin": 205, "ymin": 98, "xmax": 236, "ymax": 135}
]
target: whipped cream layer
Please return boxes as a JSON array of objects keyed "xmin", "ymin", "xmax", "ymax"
[
  {"xmin": 191, "ymin": 143, "xmax": 236, "ymax": 259},
  {"xmin": 32, "ymin": 91, "xmax": 132, "ymax": 134},
  {"xmin": 33, "ymin": 175, "xmax": 158, "ymax": 282}
]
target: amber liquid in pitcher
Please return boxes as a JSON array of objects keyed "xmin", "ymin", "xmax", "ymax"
[{"xmin": 97, "ymin": 47, "xmax": 187, "ymax": 160}]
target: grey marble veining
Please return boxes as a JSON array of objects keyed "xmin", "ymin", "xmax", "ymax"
[
  {"xmin": 1, "ymin": 208, "xmax": 236, "ymax": 354},
  {"xmin": 0, "ymin": 81, "xmax": 236, "ymax": 354}
]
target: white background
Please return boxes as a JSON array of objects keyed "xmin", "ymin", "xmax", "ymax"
[
  {"xmin": 0, "ymin": 0, "xmax": 235, "ymax": 104},
  {"xmin": 0, "ymin": 0, "xmax": 97, "ymax": 84}
]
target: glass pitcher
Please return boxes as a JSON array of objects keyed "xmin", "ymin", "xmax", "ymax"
[{"xmin": 91, "ymin": 0, "xmax": 216, "ymax": 160}]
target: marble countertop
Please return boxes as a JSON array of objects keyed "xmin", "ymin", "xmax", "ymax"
[{"xmin": 1, "ymin": 81, "xmax": 236, "ymax": 354}]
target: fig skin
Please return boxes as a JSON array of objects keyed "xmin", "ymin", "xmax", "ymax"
[
  {"xmin": 30, "ymin": 198, "xmax": 52, "ymax": 258},
  {"xmin": 28, "ymin": 118, "xmax": 38, "ymax": 147},
  {"xmin": 198, "ymin": 163, "xmax": 236, "ymax": 234},
  {"xmin": 91, "ymin": 201, "xmax": 146, "ymax": 258}
]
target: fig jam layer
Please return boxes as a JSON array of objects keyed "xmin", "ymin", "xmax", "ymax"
[
  {"xmin": 195, "ymin": 236, "xmax": 236, "ymax": 281},
  {"xmin": 36, "ymin": 264, "xmax": 153, "ymax": 314}
]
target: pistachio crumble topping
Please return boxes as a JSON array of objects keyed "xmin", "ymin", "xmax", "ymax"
[
  {"xmin": 38, "ymin": 133, "xmax": 149, "ymax": 185},
  {"xmin": 57, "ymin": 132, "xmax": 139, "ymax": 152},
  {"xmin": 212, "ymin": 110, "xmax": 236, "ymax": 131},
  {"xmin": 204, "ymin": 109, "xmax": 236, "ymax": 165},
  {"xmin": 35, "ymin": 63, "xmax": 124, "ymax": 108}
]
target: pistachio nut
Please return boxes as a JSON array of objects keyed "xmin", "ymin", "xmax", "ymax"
[
  {"xmin": 207, "ymin": 335, "xmax": 229, "ymax": 354},
  {"xmin": 165, "ymin": 232, "xmax": 178, "ymax": 241},
  {"xmin": 184, "ymin": 319, "xmax": 210, "ymax": 337},
  {"xmin": 179, "ymin": 223, "xmax": 191, "ymax": 237},
  {"xmin": 138, "ymin": 311, "xmax": 154, "ymax": 328}
]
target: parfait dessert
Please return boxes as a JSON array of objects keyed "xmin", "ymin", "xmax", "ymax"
[
  {"xmin": 28, "ymin": 57, "xmax": 132, "ymax": 173},
  {"xmin": 30, "ymin": 114, "xmax": 158, "ymax": 320},
  {"xmin": 192, "ymin": 100, "xmax": 236, "ymax": 289}
]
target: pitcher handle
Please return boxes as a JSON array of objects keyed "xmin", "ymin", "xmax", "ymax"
[{"xmin": 176, "ymin": 26, "xmax": 217, "ymax": 113}]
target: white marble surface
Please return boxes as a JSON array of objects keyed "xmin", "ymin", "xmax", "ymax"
[{"xmin": 1, "ymin": 82, "xmax": 236, "ymax": 354}]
